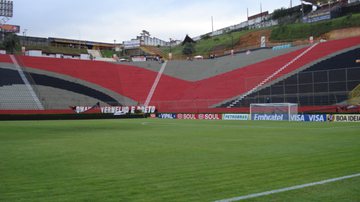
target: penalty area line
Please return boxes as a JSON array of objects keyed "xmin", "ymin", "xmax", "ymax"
[{"xmin": 215, "ymin": 173, "xmax": 360, "ymax": 202}]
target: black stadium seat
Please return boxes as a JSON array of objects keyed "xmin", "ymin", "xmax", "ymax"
[{"xmin": 0, "ymin": 68, "xmax": 24, "ymax": 86}]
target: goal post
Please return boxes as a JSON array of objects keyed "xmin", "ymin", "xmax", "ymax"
[{"xmin": 250, "ymin": 103, "xmax": 298, "ymax": 121}]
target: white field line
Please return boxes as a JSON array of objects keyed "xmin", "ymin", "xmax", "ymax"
[
  {"xmin": 140, "ymin": 121, "xmax": 360, "ymax": 130},
  {"xmin": 144, "ymin": 61, "xmax": 167, "ymax": 106},
  {"xmin": 214, "ymin": 173, "xmax": 360, "ymax": 202}
]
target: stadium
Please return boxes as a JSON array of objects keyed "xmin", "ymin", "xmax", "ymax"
[{"xmin": 0, "ymin": 0, "xmax": 359, "ymax": 201}]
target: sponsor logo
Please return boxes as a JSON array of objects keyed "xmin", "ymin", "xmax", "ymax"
[
  {"xmin": 223, "ymin": 114, "xmax": 249, "ymax": 121},
  {"xmin": 197, "ymin": 114, "xmax": 222, "ymax": 120},
  {"xmin": 101, "ymin": 106, "xmax": 156, "ymax": 114},
  {"xmin": 158, "ymin": 113, "xmax": 177, "ymax": 119},
  {"xmin": 177, "ymin": 114, "xmax": 197, "ymax": 120},
  {"xmin": 176, "ymin": 114, "xmax": 222, "ymax": 120},
  {"xmin": 328, "ymin": 114, "xmax": 335, "ymax": 122},
  {"xmin": 290, "ymin": 114, "xmax": 326, "ymax": 122},
  {"xmin": 253, "ymin": 114, "xmax": 285, "ymax": 121},
  {"xmin": 332, "ymin": 114, "xmax": 360, "ymax": 122},
  {"xmin": 74, "ymin": 106, "xmax": 156, "ymax": 114}
]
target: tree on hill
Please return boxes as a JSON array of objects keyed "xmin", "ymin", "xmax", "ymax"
[
  {"xmin": 182, "ymin": 42, "xmax": 195, "ymax": 57},
  {"xmin": 181, "ymin": 34, "xmax": 196, "ymax": 57},
  {"xmin": 2, "ymin": 33, "xmax": 20, "ymax": 54}
]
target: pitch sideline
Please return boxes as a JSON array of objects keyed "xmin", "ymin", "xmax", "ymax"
[
  {"xmin": 214, "ymin": 173, "xmax": 360, "ymax": 202},
  {"xmin": 140, "ymin": 120, "xmax": 360, "ymax": 130}
]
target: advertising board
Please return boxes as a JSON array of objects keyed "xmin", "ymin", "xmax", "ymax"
[
  {"xmin": 177, "ymin": 114, "xmax": 222, "ymax": 120},
  {"xmin": 0, "ymin": 24, "xmax": 19, "ymax": 33},
  {"xmin": 251, "ymin": 114, "xmax": 288, "ymax": 121},
  {"xmin": 290, "ymin": 114, "xmax": 327, "ymax": 122},
  {"xmin": 328, "ymin": 114, "xmax": 360, "ymax": 122},
  {"xmin": 223, "ymin": 114, "xmax": 249, "ymax": 121},
  {"xmin": 158, "ymin": 113, "xmax": 177, "ymax": 119},
  {"xmin": 73, "ymin": 105, "xmax": 156, "ymax": 114}
]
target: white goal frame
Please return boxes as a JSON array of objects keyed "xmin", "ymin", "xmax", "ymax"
[{"xmin": 250, "ymin": 103, "xmax": 298, "ymax": 121}]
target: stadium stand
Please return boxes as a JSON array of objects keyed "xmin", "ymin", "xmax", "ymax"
[
  {"xmin": 0, "ymin": 68, "xmax": 42, "ymax": 109},
  {"xmin": 0, "ymin": 67, "xmax": 23, "ymax": 86},
  {"xmin": 220, "ymin": 47, "xmax": 360, "ymax": 108},
  {"xmin": 87, "ymin": 49, "xmax": 102, "ymax": 59},
  {"xmin": 29, "ymin": 73, "xmax": 121, "ymax": 108},
  {"xmin": 0, "ymin": 36, "xmax": 359, "ymax": 112},
  {"xmin": 153, "ymin": 36, "xmax": 360, "ymax": 111},
  {"xmin": 160, "ymin": 46, "xmax": 307, "ymax": 81},
  {"xmin": 0, "ymin": 54, "xmax": 14, "ymax": 63},
  {"xmin": 14, "ymin": 56, "xmax": 158, "ymax": 106},
  {"xmin": 0, "ymin": 58, "xmax": 137, "ymax": 109}
]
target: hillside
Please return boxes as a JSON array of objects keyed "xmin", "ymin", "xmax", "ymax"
[{"xmin": 164, "ymin": 13, "xmax": 360, "ymax": 59}]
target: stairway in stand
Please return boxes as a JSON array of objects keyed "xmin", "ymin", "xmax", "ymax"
[{"xmin": 140, "ymin": 46, "xmax": 167, "ymax": 58}]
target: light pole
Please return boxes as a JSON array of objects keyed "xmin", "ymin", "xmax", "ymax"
[
  {"xmin": 301, "ymin": 1, "xmax": 304, "ymax": 18},
  {"xmin": 211, "ymin": 16, "xmax": 214, "ymax": 33},
  {"xmin": 23, "ymin": 29, "xmax": 28, "ymax": 46},
  {"xmin": 230, "ymin": 33, "xmax": 234, "ymax": 56},
  {"xmin": 169, "ymin": 38, "xmax": 173, "ymax": 60},
  {"xmin": 169, "ymin": 38, "xmax": 172, "ymax": 52}
]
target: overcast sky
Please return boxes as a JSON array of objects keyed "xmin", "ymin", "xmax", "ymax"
[{"xmin": 11, "ymin": 0, "xmax": 302, "ymax": 43}]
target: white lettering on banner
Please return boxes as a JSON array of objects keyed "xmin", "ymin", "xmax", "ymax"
[
  {"xmin": 101, "ymin": 106, "xmax": 130, "ymax": 114},
  {"xmin": 161, "ymin": 114, "xmax": 172, "ymax": 119},
  {"xmin": 177, "ymin": 114, "xmax": 222, "ymax": 120},
  {"xmin": 223, "ymin": 114, "xmax": 249, "ymax": 121},
  {"xmin": 75, "ymin": 106, "xmax": 155, "ymax": 114},
  {"xmin": 290, "ymin": 114, "xmax": 326, "ymax": 122},
  {"xmin": 290, "ymin": 114, "xmax": 305, "ymax": 122},
  {"xmin": 136, "ymin": 106, "xmax": 156, "ymax": 113},
  {"xmin": 130, "ymin": 106, "xmax": 136, "ymax": 114},
  {"xmin": 177, "ymin": 114, "xmax": 196, "ymax": 120},
  {"xmin": 254, "ymin": 114, "xmax": 284, "ymax": 121},
  {"xmin": 76, "ymin": 106, "xmax": 92, "ymax": 114},
  {"xmin": 199, "ymin": 114, "xmax": 222, "ymax": 120},
  {"xmin": 159, "ymin": 114, "xmax": 176, "ymax": 119},
  {"xmin": 309, "ymin": 114, "xmax": 325, "ymax": 122}
]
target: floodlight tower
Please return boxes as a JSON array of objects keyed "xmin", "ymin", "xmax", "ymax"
[
  {"xmin": 0, "ymin": 0, "xmax": 13, "ymax": 41},
  {"xmin": 0, "ymin": 0, "xmax": 13, "ymax": 26}
]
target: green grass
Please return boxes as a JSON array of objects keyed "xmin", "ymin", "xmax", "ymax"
[
  {"xmin": 0, "ymin": 119, "xmax": 359, "ymax": 201},
  {"xmin": 193, "ymin": 30, "xmax": 252, "ymax": 56},
  {"xmin": 270, "ymin": 13, "xmax": 360, "ymax": 41},
  {"xmin": 101, "ymin": 50, "xmax": 118, "ymax": 58},
  {"xmin": 165, "ymin": 13, "xmax": 360, "ymax": 58},
  {"xmin": 163, "ymin": 29, "xmax": 253, "ymax": 58},
  {"xmin": 24, "ymin": 45, "xmax": 88, "ymax": 55}
]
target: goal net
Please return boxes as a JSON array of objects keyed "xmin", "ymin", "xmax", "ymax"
[{"xmin": 250, "ymin": 103, "xmax": 298, "ymax": 121}]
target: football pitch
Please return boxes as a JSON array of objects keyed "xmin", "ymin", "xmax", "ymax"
[{"xmin": 0, "ymin": 119, "xmax": 359, "ymax": 202}]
